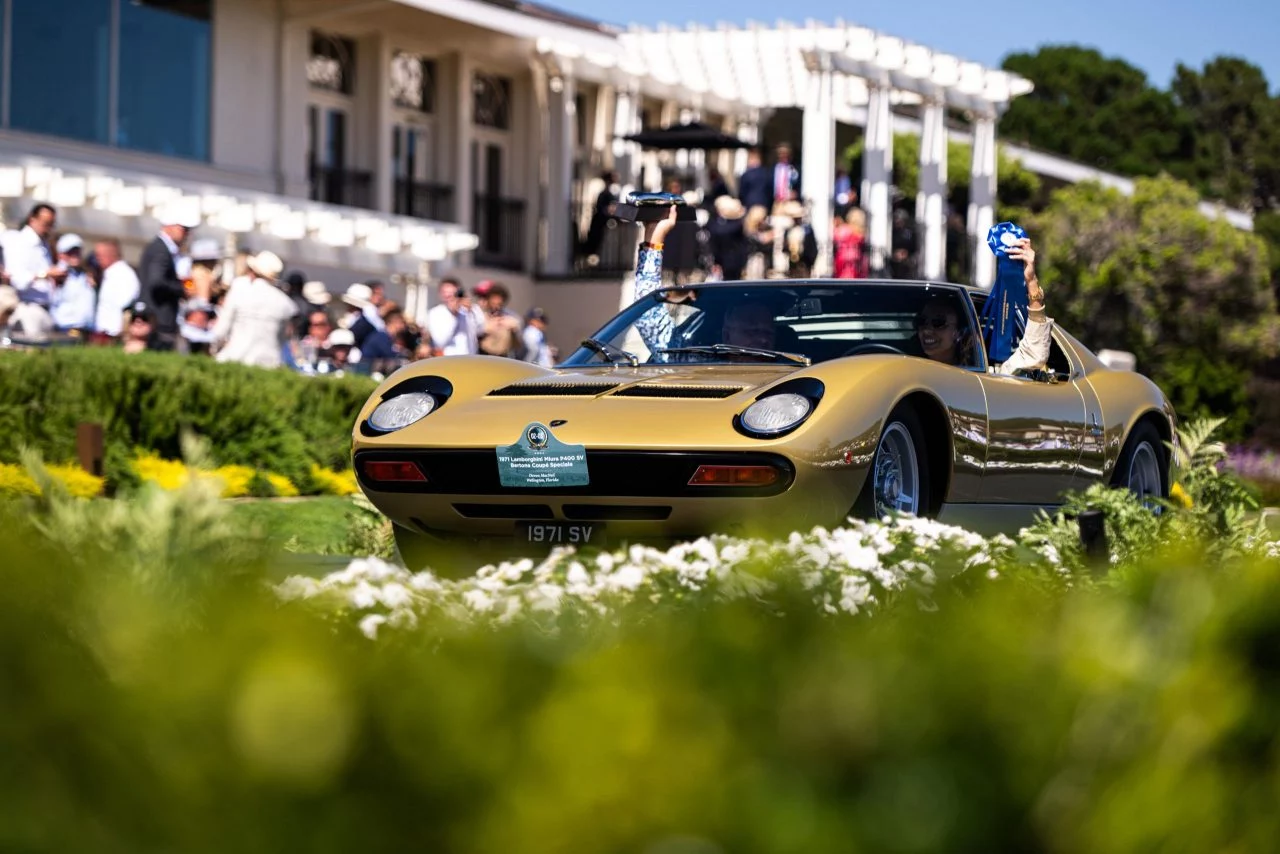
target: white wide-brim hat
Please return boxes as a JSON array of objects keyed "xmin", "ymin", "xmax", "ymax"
[
  {"xmin": 341, "ymin": 283, "xmax": 374, "ymax": 309},
  {"xmin": 246, "ymin": 250, "xmax": 284, "ymax": 281},
  {"xmin": 303, "ymin": 281, "xmax": 333, "ymax": 305}
]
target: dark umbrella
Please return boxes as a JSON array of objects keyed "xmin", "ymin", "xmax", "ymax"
[{"xmin": 622, "ymin": 121, "xmax": 753, "ymax": 151}]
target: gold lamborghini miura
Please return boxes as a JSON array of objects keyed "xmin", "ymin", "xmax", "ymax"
[{"xmin": 352, "ymin": 279, "xmax": 1174, "ymax": 569}]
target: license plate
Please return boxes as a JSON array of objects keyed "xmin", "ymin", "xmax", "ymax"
[{"xmin": 516, "ymin": 522, "xmax": 604, "ymax": 547}]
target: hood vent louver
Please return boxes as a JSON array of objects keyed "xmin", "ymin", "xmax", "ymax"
[
  {"xmin": 612, "ymin": 385, "xmax": 745, "ymax": 399},
  {"xmin": 489, "ymin": 381, "xmax": 621, "ymax": 397}
]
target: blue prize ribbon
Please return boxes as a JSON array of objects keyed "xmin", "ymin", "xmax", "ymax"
[{"xmin": 979, "ymin": 221, "xmax": 1029, "ymax": 364}]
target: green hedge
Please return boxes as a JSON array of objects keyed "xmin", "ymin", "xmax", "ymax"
[{"xmin": 0, "ymin": 348, "xmax": 376, "ymax": 487}]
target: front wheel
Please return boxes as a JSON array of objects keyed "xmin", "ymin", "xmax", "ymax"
[
  {"xmin": 853, "ymin": 404, "xmax": 932, "ymax": 520},
  {"xmin": 1111, "ymin": 421, "xmax": 1167, "ymax": 503}
]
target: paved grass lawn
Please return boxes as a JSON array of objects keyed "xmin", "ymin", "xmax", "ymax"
[{"xmin": 228, "ymin": 496, "xmax": 356, "ymax": 555}]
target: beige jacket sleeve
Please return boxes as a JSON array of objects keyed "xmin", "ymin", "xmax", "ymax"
[{"xmin": 995, "ymin": 309, "xmax": 1054, "ymax": 376}]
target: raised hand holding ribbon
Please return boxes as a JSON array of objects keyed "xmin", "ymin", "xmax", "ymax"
[{"xmin": 979, "ymin": 221, "xmax": 1030, "ymax": 364}]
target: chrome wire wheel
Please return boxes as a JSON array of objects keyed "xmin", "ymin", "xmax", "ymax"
[
  {"xmin": 874, "ymin": 422, "xmax": 921, "ymax": 517},
  {"xmin": 1127, "ymin": 440, "xmax": 1163, "ymax": 504}
]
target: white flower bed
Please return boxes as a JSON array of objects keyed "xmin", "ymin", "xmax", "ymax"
[{"xmin": 276, "ymin": 516, "xmax": 1016, "ymax": 639}]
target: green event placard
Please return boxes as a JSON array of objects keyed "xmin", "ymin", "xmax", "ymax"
[{"xmin": 496, "ymin": 423, "xmax": 589, "ymax": 488}]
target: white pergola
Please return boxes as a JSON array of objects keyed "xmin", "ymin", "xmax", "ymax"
[{"xmin": 559, "ymin": 19, "xmax": 1034, "ymax": 285}]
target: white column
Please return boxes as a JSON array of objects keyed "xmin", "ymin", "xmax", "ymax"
[
  {"xmin": 366, "ymin": 35, "xmax": 394, "ymax": 213},
  {"xmin": 968, "ymin": 112, "xmax": 997, "ymax": 287},
  {"xmin": 612, "ymin": 84, "xmax": 640, "ymax": 192},
  {"xmin": 452, "ymin": 52, "xmax": 475, "ymax": 232},
  {"xmin": 915, "ymin": 99, "xmax": 948, "ymax": 280},
  {"xmin": 543, "ymin": 69, "xmax": 576, "ymax": 276},
  {"xmin": 733, "ymin": 117, "xmax": 757, "ymax": 181},
  {"xmin": 861, "ymin": 83, "xmax": 893, "ymax": 276},
  {"xmin": 593, "ymin": 84, "xmax": 615, "ymax": 170},
  {"xmin": 276, "ymin": 21, "xmax": 310, "ymax": 199},
  {"xmin": 801, "ymin": 66, "xmax": 836, "ymax": 276}
]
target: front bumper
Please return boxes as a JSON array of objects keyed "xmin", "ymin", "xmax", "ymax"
[{"xmin": 355, "ymin": 449, "xmax": 863, "ymax": 540}]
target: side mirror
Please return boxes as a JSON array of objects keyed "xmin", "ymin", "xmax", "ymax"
[{"xmin": 1097, "ymin": 349, "xmax": 1136, "ymax": 371}]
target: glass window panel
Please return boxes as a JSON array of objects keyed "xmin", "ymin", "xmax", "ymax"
[
  {"xmin": 473, "ymin": 73, "xmax": 510, "ymax": 130},
  {"xmin": 309, "ymin": 32, "xmax": 355, "ymax": 95},
  {"xmin": 10, "ymin": 0, "xmax": 111, "ymax": 144},
  {"xmin": 391, "ymin": 52, "xmax": 435, "ymax": 113},
  {"xmin": 117, "ymin": 0, "xmax": 212, "ymax": 161}
]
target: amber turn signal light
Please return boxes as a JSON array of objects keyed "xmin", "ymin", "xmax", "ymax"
[
  {"xmin": 362, "ymin": 460, "xmax": 427, "ymax": 482},
  {"xmin": 688, "ymin": 465, "xmax": 780, "ymax": 486}
]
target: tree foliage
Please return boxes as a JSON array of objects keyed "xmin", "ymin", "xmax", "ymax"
[
  {"xmin": 1172, "ymin": 56, "xmax": 1280, "ymax": 212},
  {"xmin": 1029, "ymin": 175, "xmax": 1280, "ymax": 426},
  {"xmin": 1000, "ymin": 45, "xmax": 1198, "ymax": 180}
]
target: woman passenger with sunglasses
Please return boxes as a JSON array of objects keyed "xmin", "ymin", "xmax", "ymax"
[{"xmin": 916, "ymin": 237, "xmax": 1051, "ymax": 375}]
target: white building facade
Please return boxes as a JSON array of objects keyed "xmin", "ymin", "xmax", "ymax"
[{"xmin": 0, "ymin": 1, "xmax": 1245, "ymax": 355}]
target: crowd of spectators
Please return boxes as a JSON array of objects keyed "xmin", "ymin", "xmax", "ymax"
[
  {"xmin": 0, "ymin": 202, "xmax": 557, "ymax": 375},
  {"xmin": 578, "ymin": 143, "xmax": 970, "ymax": 285}
]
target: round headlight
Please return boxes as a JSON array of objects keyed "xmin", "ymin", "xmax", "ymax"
[
  {"xmin": 741, "ymin": 393, "xmax": 812, "ymax": 435},
  {"xmin": 368, "ymin": 392, "xmax": 436, "ymax": 432}
]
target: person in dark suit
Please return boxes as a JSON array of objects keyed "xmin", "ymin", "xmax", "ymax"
[
  {"xmin": 139, "ymin": 212, "xmax": 199, "ymax": 350},
  {"xmin": 770, "ymin": 143, "xmax": 801, "ymax": 211},
  {"xmin": 736, "ymin": 148, "xmax": 772, "ymax": 215}
]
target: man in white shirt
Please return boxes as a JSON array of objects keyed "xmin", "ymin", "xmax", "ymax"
[
  {"xmin": 92, "ymin": 239, "xmax": 141, "ymax": 339},
  {"xmin": 522, "ymin": 307, "xmax": 555, "ymax": 367},
  {"xmin": 49, "ymin": 234, "xmax": 97, "ymax": 331},
  {"xmin": 426, "ymin": 278, "xmax": 477, "ymax": 356},
  {"xmin": 2, "ymin": 204, "xmax": 65, "ymax": 299}
]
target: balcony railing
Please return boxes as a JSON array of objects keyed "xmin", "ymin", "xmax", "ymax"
[
  {"xmin": 394, "ymin": 179, "xmax": 455, "ymax": 223},
  {"xmin": 309, "ymin": 165, "xmax": 375, "ymax": 210},
  {"xmin": 472, "ymin": 194, "xmax": 525, "ymax": 271}
]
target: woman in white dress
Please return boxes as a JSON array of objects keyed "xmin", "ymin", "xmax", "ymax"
[{"xmin": 211, "ymin": 251, "xmax": 298, "ymax": 369}]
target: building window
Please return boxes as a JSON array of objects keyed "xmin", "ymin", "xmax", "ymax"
[
  {"xmin": 10, "ymin": 0, "xmax": 112, "ymax": 145},
  {"xmin": 473, "ymin": 72, "xmax": 511, "ymax": 130},
  {"xmin": 391, "ymin": 52, "xmax": 435, "ymax": 113},
  {"xmin": 118, "ymin": 0, "xmax": 211, "ymax": 161},
  {"xmin": 5, "ymin": 0, "xmax": 210, "ymax": 160},
  {"xmin": 309, "ymin": 32, "xmax": 356, "ymax": 95}
]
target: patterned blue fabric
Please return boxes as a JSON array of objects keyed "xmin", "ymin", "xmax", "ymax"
[
  {"xmin": 634, "ymin": 245, "xmax": 674, "ymax": 357},
  {"xmin": 980, "ymin": 221, "xmax": 1030, "ymax": 364}
]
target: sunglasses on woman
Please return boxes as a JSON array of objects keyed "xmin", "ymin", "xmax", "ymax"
[{"xmin": 914, "ymin": 315, "xmax": 953, "ymax": 330}]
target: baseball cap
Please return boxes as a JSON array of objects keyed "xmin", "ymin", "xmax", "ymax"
[
  {"xmin": 526, "ymin": 307, "xmax": 549, "ymax": 323},
  {"xmin": 129, "ymin": 301, "xmax": 154, "ymax": 322},
  {"xmin": 473, "ymin": 280, "xmax": 494, "ymax": 296},
  {"xmin": 56, "ymin": 234, "xmax": 83, "ymax": 254},
  {"xmin": 326, "ymin": 328, "xmax": 355, "ymax": 347}
]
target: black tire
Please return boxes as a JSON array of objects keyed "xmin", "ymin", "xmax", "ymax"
[
  {"xmin": 853, "ymin": 404, "xmax": 933, "ymax": 520},
  {"xmin": 1111, "ymin": 420, "xmax": 1168, "ymax": 500}
]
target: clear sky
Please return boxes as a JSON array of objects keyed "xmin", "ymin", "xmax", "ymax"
[{"xmin": 550, "ymin": 0, "xmax": 1280, "ymax": 90}]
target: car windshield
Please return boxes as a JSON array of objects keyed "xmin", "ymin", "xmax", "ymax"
[{"xmin": 560, "ymin": 282, "xmax": 984, "ymax": 368}]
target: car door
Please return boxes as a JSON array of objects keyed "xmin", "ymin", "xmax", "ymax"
[{"xmin": 976, "ymin": 331, "xmax": 1088, "ymax": 506}]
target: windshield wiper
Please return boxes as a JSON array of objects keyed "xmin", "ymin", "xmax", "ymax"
[
  {"xmin": 581, "ymin": 337, "xmax": 639, "ymax": 367},
  {"xmin": 657, "ymin": 344, "xmax": 811, "ymax": 366}
]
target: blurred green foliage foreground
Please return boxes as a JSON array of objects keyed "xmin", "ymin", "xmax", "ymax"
[{"xmin": 5, "ymin": 421, "xmax": 1280, "ymax": 853}]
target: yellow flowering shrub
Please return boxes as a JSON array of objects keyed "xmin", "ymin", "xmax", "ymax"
[
  {"xmin": 44, "ymin": 464, "xmax": 106, "ymax": 499},
  {"xmin": 0, "ymin": 462, "xmax": 104, "ymax": 499},
  {"xmin": 266, "ymin": 474, "xmax": 299, "ymax": 498},
  {"xmin": 0, "ymin": 464, "xmax": 40, "ymax": 497},
  {"xmin": 310, "ymin": 465, "xmax": 359, "ymax": 496},
  {"xmin": 131, "ymin": 454, "xmax": 192, "ymax": 491},
  {"xmin": 208, "ymin": 465, "xmax": 256, "ymax": 499}
]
